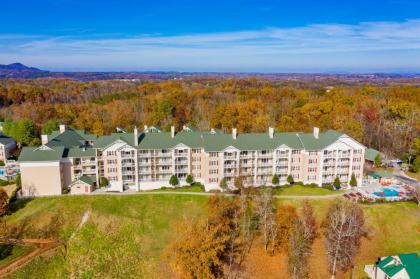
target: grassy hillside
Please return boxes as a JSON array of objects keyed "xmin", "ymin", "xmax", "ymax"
[{"xmin": 2, "ymin": 194, "xmax": 420, "ymax": 279}]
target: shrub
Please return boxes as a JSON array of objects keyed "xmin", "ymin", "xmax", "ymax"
[
  {"xmin": 0, "ymin": 161, "xmax": 5, "ymax": 167},
  {"xmin": 322, "ymin": 184, "xmax": 335, "ymax": 191},
  {"xmin": 0, "ymin": 179, "xmax": 9, "ymax": 186},
  {"xmin": 99, "ymin": 177, "xmax": 109, "ymax": 187},
  {"xmin": 287, "ymin": 175, "xmax": 294, "ymax": 185}
]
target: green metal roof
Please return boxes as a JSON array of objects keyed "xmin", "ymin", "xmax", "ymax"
[
  {"xmin": 365, "ymin": 148, "xmax": 383, "ymax": 162},
  {"xmin": 67, "ymin": 147, "xmax": 96, "ymax": 157},
  {"xmin": 75, "ymin": 175, "xmax": 96, "ymax": 186},
  {"xmin": 47, "ymin": 128, "xmax": 97, "ymax": 148},
  {"xmin": 18, "ymin": 126, "xmax": 356, "ymax": 161},
  {"xmin": 399, "ymin": 253, "xmax": 420, "ymax": 278},
  {"xmin": 0, "ymin": 134, "xmax": 15, "ymax": 145},
  {"xmin": 377, "ymin": 253, "xmax": 420, "ymax": 278},
  {"xmin": 136, "ymin": 130, "xmax": 342, "ymax": 151},
  {"xmin": 18, "ymin": 146, "xmax": 65, "ymax": 162}
]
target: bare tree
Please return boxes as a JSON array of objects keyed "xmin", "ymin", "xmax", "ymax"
[
  {"xmin": 301, "ymin": 200, "xmax": 317, "ymax": 243},
  {"xmin": 323, "ymin": 200, "xmax": 365, "ymax": 279},
  {"xmin": 287, "ymin": 201, "xmax": 318, "ymax": 279},
  {"xmin": 288, "ymin": 219, "xmax": 311, "ymax": 279},
  {"xmin": 413, "ymin": 184, "xmax": 420, "ymax": 207},
  {"xmin": 255, "ymin": 188, "xmax": 275, "ymax": 251}
]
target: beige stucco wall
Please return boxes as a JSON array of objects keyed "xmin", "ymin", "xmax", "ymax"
[
  {"xmin": 21, "ymin": 162, "xmax": 63, "ymax": 196},
  {"xmin": 70, "ymin": 180, "xmax": 92, "ymax": 194}
]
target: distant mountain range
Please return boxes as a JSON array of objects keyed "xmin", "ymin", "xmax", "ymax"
[
  {"xmin": 1, "ymin": 63, "xmax": 420, "ymax": 83},
  {"xmin": 0, "ymin": 63, "xmax": 50, "ymax": 78}
]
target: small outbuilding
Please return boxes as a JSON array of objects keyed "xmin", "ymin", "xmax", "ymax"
[
  {"xmin": 70, "ymin": 175, "xmax": 96, "ymax": 194},
  {"xmin": 364, "ymin": 148, "xmax": 384, "ymax": 168}
]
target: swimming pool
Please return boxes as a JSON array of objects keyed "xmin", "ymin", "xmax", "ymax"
[{"xmin": 373, "ymin": 188, "xmax": 400, "ymax": 197}]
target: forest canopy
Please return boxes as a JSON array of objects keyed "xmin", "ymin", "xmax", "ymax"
[{"xmin": 0, "ymin": 78, "xmax": 418, "ymax": 160}]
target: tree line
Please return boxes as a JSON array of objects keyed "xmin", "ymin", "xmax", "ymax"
[{"xmin": 0, "ymin": 78, "xmax": 418, "ymax": 169}]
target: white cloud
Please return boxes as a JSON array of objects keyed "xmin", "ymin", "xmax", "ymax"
[{"xmin": 1, "ymin": 19, "xmax": 420, "ymax": 72}]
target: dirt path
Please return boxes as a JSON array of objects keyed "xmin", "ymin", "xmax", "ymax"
[
  {"xmin": 0, "ymin": 210, "xmax": 91, "ymax": 278},
  {"xmin": 0, "ymin": 241, "xmax": 62, "ymax": 278}
]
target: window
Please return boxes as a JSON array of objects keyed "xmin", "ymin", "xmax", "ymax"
[
  {"xmin": 192, "ymin": 148, "xmax": 201, "ymax": 154},
  {"xmin": 309, "ymin": 159, "xmax": 317, "ymax": 164},
  {"xmin": 292, "ymin": 150, "xmax": 300, "ymax": 155},
  {"xmin": 210, "ymin": 160, "xmax": 218, "ymax": 166},
  {"xmin": 210, "ymin": 169, "xmax": 218, "ymax": 175},
  {"xmin": 209, "ymin": 178, "xmax": 217, "ymax": 183},
  {"xmin": 309, "ymin": 151, "xmax": 317, "ymax": 156},
  {"xmin": 209, "ymin": 152, "xmax": 218, "ymax": 158}
]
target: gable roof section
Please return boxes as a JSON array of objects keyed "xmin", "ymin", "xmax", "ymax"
[
  {"xmin": 19, "ymin": 146, "xmax": 65, "ymax": 162},
  {"xmin": 47, "ymin": 128, "xmax": 97, "ymax": 148},
  {"xmin": 72, "ymin": 175, "xmax": 96, "ymax": 186},
  {"xmin": 0, "ymin": 134, "xmax": 15, "ymax": 145},
  {"xmin": 94, "ymin": 133, "xmax": 135, "ymax": 148},
  {"xmin": 365, "ymin": 148, "xmax": 383, "ymax": 161}
]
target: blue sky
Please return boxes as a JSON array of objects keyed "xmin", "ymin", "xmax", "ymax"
[{"xmin": 1, "ymin": 0, "xmax": 420, "ymax": 72}]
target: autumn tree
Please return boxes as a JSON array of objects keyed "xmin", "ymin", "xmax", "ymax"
[
  {"xmin": 323, "ymin": 200, "xmax": 365, "ymax": 279},
  {"xmin": 0, "ymin": 189, "xmax": 9, "ymax": 217},
  {"xmin": 274, "ymin": 205, "xmax": 298, "ymax": 253}
]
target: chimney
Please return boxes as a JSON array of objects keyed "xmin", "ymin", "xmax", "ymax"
[
  {"xmin": 171, "ymin": 126, "xmax": 175, "ymax": 138},
  {"xmin": 144, "ymin": 125, "xmax": 148, "ymax": 132},
  {"xmin": 134, "ymin": 126, "xmax": 138, "ymax": 146},
  {"xmin": 41, "ymin": 135, "xmax": 48, "ymax": 145},
  {"xmin": 59, "ymin": 124, "xmax": 66, "ymax": 134},
  {"xmin": 313, "ymin": 127, "xmax": 320, "ymax": 139},
  {"xmin": 269, "ymin": 127, "xmax": 274, "ymax": 139},
  {"xmin": 232, "ymin": 128, "xmax": 237, "ymax": 140}
]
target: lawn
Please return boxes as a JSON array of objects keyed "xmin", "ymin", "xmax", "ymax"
[
  {"xmin": 272, "ymin": 185, "xmax": 344, "ymax": 196},
  {"xmin": 2, "ymin": 195, "xmax": 419, "ymax": 279},
  {"xmin": 148, "ymin": 184, "xmax": 205, "ymax": 192}
]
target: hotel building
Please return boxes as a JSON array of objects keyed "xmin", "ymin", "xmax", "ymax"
[{"xmin": 18, "ymin": 125, "xmax": 366, "ymax": 196}]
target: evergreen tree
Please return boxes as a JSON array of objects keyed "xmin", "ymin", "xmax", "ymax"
[
  {"xmin": 349, "ymin": 173, "xmax": 357, "ymax": 187},
  {"xmin": 186, "ymin": 174, "xmax": 194, "ymax": 185},
  {"xmin": 333, "ymin": 177, "xmax": 341, "ymax": 189},
  {"xmin": 272, "ymin": 174, "xmax": 279, "ymax": 186},
  {"xmin": 170, "ymin": 175, "xmax": 179, "ymax": 187}
]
